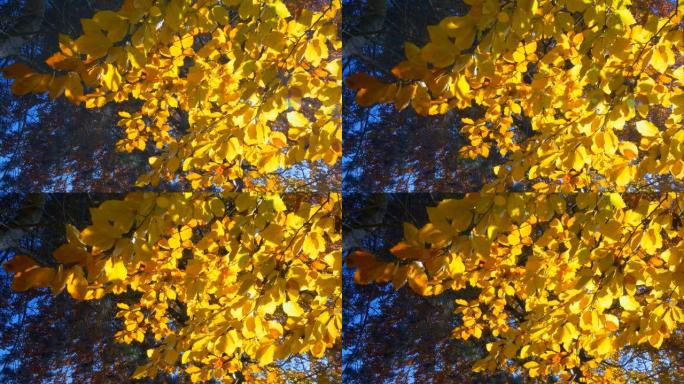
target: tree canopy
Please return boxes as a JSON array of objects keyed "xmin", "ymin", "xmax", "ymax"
[
  {"xmin": 4, "ymin": 192, "xmax": 341, "ymax": 382},
  {"xmin": 0, "ymin": 193, "xmax": 155, "ymax": 383},
  {"xmin": 1, "ymin": 1, "xmax": 343, "ymax": 382},
  {"xmin": 347, "ymin": 193, "xmax": 684, "ymax": 382},
  {"xmin": 343, "ymin": 193, "xmax": 526, "ymax": 383},
  {"xmin": 3, "ymin": 0, "xmax": 341, "ymax": 192},
  {"xmin": 344, "ymin": 3, "xmax": 684, "ymax": 377},
  {"xmin": 0, "ymin": 0, "xmax": 151, "ymax": 191},
  {"xmin": 346, "ymin": 0, "xmax": 682, "ymax": 192}
]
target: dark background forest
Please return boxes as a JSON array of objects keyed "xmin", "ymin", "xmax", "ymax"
[
  {"xmin": 0, "ymin": 193, "xmax": 156, "ymax": 382},
  {"xmin": 342, "ymin": 0, "xmax": 490, "ymax": 192},
  {"xmin": 0, "ymin": 0, "xmax": 154, "ymax": 192}
]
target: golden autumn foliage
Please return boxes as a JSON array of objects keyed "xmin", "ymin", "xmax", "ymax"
[
  {"xmin": 1, "ymin": 1, "xmax": 342, "ymax": 381},
  {"xmin": 2, "ymin": 0, "xmax": 341, "ymax": 191},
  {"xmin": 347, "ymin": 0, "xmax": 683, "ymax": 192},
  {"xmin": 347, "ymin": 193, "xmax": 684, "ymax": 382},
  {"xmin": 4, "ymin": 192, "xmax": 341, "ymax": 382}
]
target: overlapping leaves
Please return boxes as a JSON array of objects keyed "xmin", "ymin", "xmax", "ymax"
[
  {"xmin": 3, "ymin": 0, "xmax": 341, "ymax": 191},
  {"xmin": 348, "ymin": 0, "xmax": 683, "ymax": 191},
  {"xmin": 4, "ymin": 192, "xmax": 342, "ymax": 382},
  {"xmin": 347, "ymin": 193, "xmax": 684, "ymax": 382}
]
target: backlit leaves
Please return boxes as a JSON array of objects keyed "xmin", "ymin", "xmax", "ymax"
[
  {"xmin": 5, "ymin": 192, "xmax": 342, "ymax": 382},
  {"xmin": 3, "ymin": 0, "xmax": 342, "ymax": 191},
  {"xmin": 348, "ymin": 1, "xmax": 684, "ymax": 191},
  {"xmin": 347, "ymin": 193, "xmax": 684, "ymax": 382}
]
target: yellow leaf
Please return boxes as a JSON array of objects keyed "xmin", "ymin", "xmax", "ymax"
[
  {"xmin": 455, "ymin": 75, "xmax": 470, "ymax": 98},
  {"xmin": 310, "ymin": 341, "xmax": 326, "ymax": 358},
  {"xmin": 614, "ymin": 164, "xmax": 634, "ymax": 187},
  {"xmin": 302, "ymin": 232, "xmax": 323, "ymax": 256},
  {"xmin": 273, "ymin": 2, "xmax": 291, "ymax": 18},
  {"xmin": 618, "ymin": 141, "xmax": 638, "ymax": 160},
  {"xmin": 619, "ymin": 295, "xmax": 640, "ymax": 311},
  {"xmin": 105, "ymin": 258, "xmax": 127, "ymax": 281},
  {"xmin": 64, "ymin": 73, "xmax": 84, "ymax": 104},
  {"xmin": 66, "ymin": 266, "xmax": 88, "ymax": 300},
  {"xmin": 101, "ymin": 63, "xmax": 122, "ymax": 91},
  {"xmin": 635, "ymin": 120, "xmax": 659, "ymax": 137},
  {"xmin": 131, "ymin": 365, "xmax": 149, "ymax": 379},
  {"xmin": 411, "ymin": 85, "xmax": 430, "ymax": 116},
  {"xmin": 407, "ymin": 265, "xmax": 428, "ymax": 294},
  {"xmin": 45, "ymin": 52, "xmax": 80, "ymax": 71},
  {"xmin": 269, "ymin": 131, "xmax": 288, "ymax": 148},
  {"xmin": 211, "ymin": 6, "xmax": 229, "ymax": 25},
  {"xmin": 257, "ymin": 344, "xmax": 276, "ymax": 366},
  {"xmin": 260, "ymin": 224, "xmax": 284, "ymax": 246},
  {"xmin": 596, "ymin": 289, "xmax": 614, "ymax": 310},
  {"xmin": 235, "ymin": 194, "xmax": 257, "ymax": 212},
  {"xmin": 238, "ymin": 0, "xmax": 258, "ymax": 19},
  {"xmin": 595, "ymin": 336, "xmax": 613, "ymax": 355},
  {"xmin": 164, "ymin": 348, "xmax": 179, "ymax": 365},
  {"xmin": 395, "ymin": 84, "xmax": 416, "ymax": 111},
  {"xmin": 127, "ymin": 45, "xmax": 146, "ymax": 68},
  {"xmin": 168, "ymin": 233, "xmax": 181, "ymax": 249},
  {"xmin": 3, "ymin": 255, "xmax": 38, "ymax": 273},
  {"xmin": 571, "ymin": 146, "xmax": 587, "ymax": 171},
  {"xmin": 421, "ymin": 41, "xmax": 456, "ymax": 67},
  {"xmin": 648, "ymin": 332, "xmax": 663, "ymax": 348},
  {"xmin": 81, "ymin": 225, "xmax": 116, "ymax": 252},
  {"xmin": 608, "ymin": 193, "xmax": 626, "ymax": 210},
  {"xmin": 286, "ymin": 111, "xmax": 308, "ymax": 127},
  {"xmin": 53, "ymin": 243, "xmax": 89, "ymax": 264},
  {"xmin": 92, "ymin": 10, "xmax": 128, "ymax": 42},
  {"xmin": 74, "ymin": 31, "xmax": 112, "ymax": 58},
  {"xmin": 448, "ymin": 255, "xmax": 465, "ymax": 275},
  {"xmin": 650, "ymin": 45, "xmax": 673, "ymax": 73},
  {"xmin": 560, "ymin": 322, "xmax": 578, "ymax": 347},
  {"xmin": 616, "ymin": 8, "xmax": 636, "ymax": 25},
  {"xmin": 524, "ymin": 361, "xmax": 540, "ymax": 377},
  {"xmin": 92, "ymin": 10, "xmax": 125, "ymax": 30},
  {"xmin": 640, "ymin": 227, "xmax": 662, "ymax": 255},
  {"xmin": 208, "ymin": 197, "xmax": 225, "ymax": 217},
  {"xmin": 268, "ymin": 195, "xmax": 287, "ymax": 212},
  {"xmin": 10, "ymin": 73, "xmax": 41, "ymax": 95},
  {"xmin": 604, "ymin": 314, "xmax": 619, "ymax": 332},
  {"xmin": 12, "ymin": 267, "xmax": 55, "ymax": 291},
  {"xmin": 580, "ymin": 311, "xmax": 598, "ymax": 330},
  {"xmin": 181, "ymin": 34, "xmax": 194, "ymax": 49},
  {"xmin": 304, "ymin": 39, "xmax": 327, "ymax": 65},
  {"xmin": 283, "ymin": 301, "xmax": 303, "ymax": 317},
  {"xmin": 263, "ymin": 31, "xmax": 286, "ymax": 52},
  {"xmin": 389, "ymin": 242, "xmax": 423, "ymax": 259},
  {"xmin": 391, "ymin": 265, "xmax": 409, "ymax": 290},
  {"xmin": 2, "ymin": 63, "xmax": 33, "ymax": 79},
  {"xmin": 169, "ymin": 43, "xmax": 183, "ymax": 57}
]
